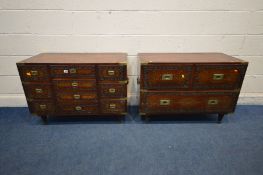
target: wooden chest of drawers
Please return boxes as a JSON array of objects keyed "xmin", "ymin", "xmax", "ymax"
[
  {"xmin": 17, "ymin": 53, "xmax": 128, "ymax": 123},
  {"xmin": 139, "ymin": 53, "xmax": 248, "ymax": 122}
]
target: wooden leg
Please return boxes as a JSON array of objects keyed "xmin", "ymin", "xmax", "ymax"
[
  {"xmin": 144, "ymin": 115, "xmax": 150, "ymax": 122},
  {"xmin": 40, "ymin": 115, "xmax": 48, "ymax": 124},
  {"xmin": 217, "ymin": 113, "xmax": 224, "ymax": 123}
]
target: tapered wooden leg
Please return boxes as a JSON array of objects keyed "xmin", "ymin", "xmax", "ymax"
[
  {"xmin": 40, "ymin": 115, "xmax": 48, "ymax": 124},
  {"xmin": 217, "ymin": 113, "xmax": 224, "ymax": 123}
]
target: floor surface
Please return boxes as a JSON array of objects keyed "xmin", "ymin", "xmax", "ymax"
[{"xmin": 0, "ymin": 106, "xmax": 263, "ymax": 175}]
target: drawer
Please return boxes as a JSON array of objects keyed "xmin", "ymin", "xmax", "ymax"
[
  {"xmin": 23, "ymin": 83, "xmax": 52, "ymax": 99},
  {"xmin": 56, "ymin": 103, "xmax": 97, "ymax": 115},
  {"xmin": 141, "ymin": 64, "xmax": 192, "ymax": 89},
  {"xmin": 50, "ymin": 65, "xmax": 95, "ymax": 78},
  {"xmin": 56, "ymin": 92, "xmax": 98, "ymax": 102},
  {"xmin": 28, "ymin": 100, "xmax": 54, "ymax": 115},
  {"xmin": 98, "ymin": 65, "xmax": 126, "ymax": 81},
  {"xmin": 99, "ymin": 83, "xmax": 127, "ymax": 98},
  {"xmin": 17, "ymin": 65, "xmax": 49, "ymax": 81},
  {"xmin": 140, "ymin": 91, "xmax": 238, "ymax": 114},
  {"xmin": 53, "ymin": 79, "xmax": 96, "ymax": 90},
  {"xmin": 100, "ymin": 99, "xmax": 127, "ymax": 114},
  {"xmin": 193, "ymin": 64, "xmax": 247, "ymax": 90}
]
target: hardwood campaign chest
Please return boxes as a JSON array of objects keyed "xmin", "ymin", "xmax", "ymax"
[
  {"xmin": 139, "ymin": 53, "xmax": 248, "ymax": 122},
  {"xmin": 17, "ymin": 53, "xmax": 128, "ymax": 123}
]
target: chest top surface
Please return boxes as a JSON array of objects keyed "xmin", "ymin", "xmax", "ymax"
[
  {"xmin": 139, "ymin": 53, "xmax": 247, "ymax": 64},
  {"xmin": 18, "ymin": 53, "xmax": 127, "ymax": 64}
]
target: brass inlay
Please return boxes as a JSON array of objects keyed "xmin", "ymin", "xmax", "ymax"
[
  {"xmin": 35, "ymin": 88, "xmax": 43, "ymax": 93},
  {"xmin": 109, "ymin": 88, "xmax": 116, "ymax": 93},
  {"xmin": 162, "ymin": 74, "xmax": 173, "ymax": 80},
  {"xmin": 73, "ymin": 94, "xmax": 80, "ymax": 99},
  {"xmin": 109, "ymin": 104, "xmax": 116, "ymax": 109},
  {"xmin": 208, "ymin": 99, "xmax": 218, "ymax": 105},
  {"xmin": 160, "ymin": 99, "xmax": 170, "ymax": 106},
  {"xmin": 71, "ymin": 82, "xmax": 78, "ymax": 87},
  {"xmin": 75, "ymin": 106, "xmax": 82, "ymax": 111},
  {"xmin": 213, "ymin": 74, "xmax": 224, "ymax": 80},
  {"xmin": 69, "ymin": 68, "xmax": 77, "ymax": 74},
  {"xmin": 39, "ymin": 104, "xmax": 47, "ymax": 110},
  {"xmin": 108, "ymin": 70, "xmax": 115, "ymax": 76}
]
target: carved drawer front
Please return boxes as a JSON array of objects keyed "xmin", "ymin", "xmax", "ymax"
[
  {"xmin": 56, "ymin": 92, "xmax": 98, "ymax": 103},
  {"xmin": 98, "ymin": 65, "xmax": 126, "ymax": 81},
  {"xmin": 23, "ymin": 83, "xmax": 52, "ymax": 99},
  {"xmin": 50, "ymin": 65, "xmax": 95, "ymax": 78},
  {"xmin": 99, "ymin": 83, "xmax": 127, "ymax": 98},
  {"xmin": 141, "ymin": 92, "xmax": 237, "ymax": 113},
  {"xmin": 194, "ymin": 64, "xmax": 247, "ymax": 90},
  {"xmin": 100, "ymin": 99, "xmax": 127, "ymax": 114},
  {"xmin": 53, "ymin": 79, "xmax": 96, "ymax": 90},
  {"xmin": 28, "ymin": 101, "xmax": 54, "ymax": 115},
  {"xmin": 57, "ymin": 103, "xmax": 97, "ymax": 115},
  {"xmin": 141, "ymin": 64, "xmax": 192, "ymax": 89},
  {"xmin": 17, "ymin": 65, "xmax": 49, "ymax": 81}
]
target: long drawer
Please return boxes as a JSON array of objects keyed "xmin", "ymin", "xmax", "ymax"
[{"xmin": 140, "ymin": 91, "xmax": 239, "ymax": 114}]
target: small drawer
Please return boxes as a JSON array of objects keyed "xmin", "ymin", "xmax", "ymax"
[
  {"xmin": 17, "ymin": 65, "xmax": 49, "ymax": 81},
  {"xmin": 193, "ymin": 64, "xmax": 247, "ymax": 90},
  {"xmin": 56, "ymin": 92, "xmax": 98, "ymax": 102},
  {"xmin": 100, "ymin": 99, "xmax": 127, "ymax": 114},
  {"xmin": 141, "ymin": 64, "xmax": 192, "ymax": 89},
  {"xmin": 57, "ymin": 103, "xmax": 97, "ymax": 115},
  {"xmin": 53, "ymin": 79, "xmax": 96, "ymax": 90},
  {"xmin": 98, "ymin": 65, "xmax": 126, "ymax": 81},
  {"xmin": 28, "ymin": 100, "xmax": 54, "ymax": 115},
  {"xmin": 99, "ymin": 83, "xmax": 127, "ymax": 98},
  {"xmin": 50, "ymin": 65, "xmax": 95, "ymax": 78},
  {"xmin": 23, "ymin": 83, "xmax": 52, "ymax": 99}
]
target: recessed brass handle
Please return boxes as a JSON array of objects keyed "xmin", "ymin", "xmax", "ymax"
[
  {"xmin": 69, "ymin": 68, "xmax": 77, "ymax": 74},
  {"xmin": 162, "ymin": 74, "xmax": 173, "ymax": 80},
  {"xmin": 109, "ymin": 88, "xmax": 116, "ymax": 93},
  {"xmin": 160, "ymin": 99, "xmax": 170, "ymax": 105},
  {"xmin": 71, "ymin": 82, "xmax": 78, "ymax": 87},
  {"xmin": 35, "ymin": 88, "xmax": 43, "ymax": 93},
  {"xmin": 213, "ymin": 74, "xmax": 224, "ymax": 80},
  {"xmin": 108, "ymin": 70, "xmax": 115, "ymax": 76},
  {"xmin": 208, "ymin": 99, "xmax": 218, "ymax": 105},
  {"xmin": 75, "ymin": 106, "xmax": 82, "ymax": 111},
  {"xmin": 39, "ymin": 104, "xmax": 47, "ymax": 110},
  {"xmin": 73, "ymin": 94, "xmax": 80, "ymax": 99},
  {"xmin": 109, "ymin": 104, "xmax": 116, "ymax": 109},
  {"xmin": 31, "ymin": 70, "xmax": 38, "ymax": 76}
]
